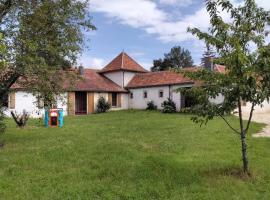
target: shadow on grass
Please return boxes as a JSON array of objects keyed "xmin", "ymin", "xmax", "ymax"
[{"xmin": 202, "ymin": 166, "xmax": 256, "ymax": 181}]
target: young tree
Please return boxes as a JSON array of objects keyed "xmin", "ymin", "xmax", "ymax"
[
  {"xmin": 151, "ymin": 46, "xmax": 194, "ymax": 71},
  {"xmin": 181, "ymin": 0, "xmax": 270, "ymax": 173},
  {"xmin": 0, "ymin": 0, "xmax": 95, "ymax": 127}
]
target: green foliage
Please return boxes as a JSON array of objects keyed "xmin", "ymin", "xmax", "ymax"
[
  {"xmin": 182, "ymin": 0, "xmax": 270, "ymax": 172},
  {"xmin": 0, "ymin": 0, "xmax": 95, "ymax": 105},
  {"xmin": 151, "ymin": 46, "xmax": 194, "ymax": 71},
  {"xmin": 96, "ymin": 96, "xmax": 111, "ymax": 113},
  {"xmin": 161, "ymin": 98, "xmax": 176, "ymax": 113},
  {"xmin": 146, "ymin": 100, "xmax": 157, "ymax": 110},
  {"xmin": 183, "ymin": 0, "xmax": 270, "ymax": 129}
]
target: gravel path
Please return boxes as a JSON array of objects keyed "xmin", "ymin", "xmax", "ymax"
[{"xmin": 242, "ymin": 113, "xmax": 270, "ymax": 138}]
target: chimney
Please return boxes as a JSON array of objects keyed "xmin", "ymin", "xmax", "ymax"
[
  {"xmin": 78, "ymin": 65, "xmax": 84, "ymax": 75},
  {"xmin": 204, "ymin": 56, "xmax": 214, "ymax": 71}
]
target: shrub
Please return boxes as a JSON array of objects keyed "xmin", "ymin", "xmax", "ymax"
[
  {"xmin": 161, "ymin": 98, "xmax": 176, "ymax": 113},
  {"xmin": 146, "ymin": 101, "xmax": 157, "ymax": 110},
  {"xmin": 96, "ymin": 96, "xmax": 111, "ymax": 113}
]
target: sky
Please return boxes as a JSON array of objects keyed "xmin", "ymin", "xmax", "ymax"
[{"xmin": 79, "ymin": 0, "xmax": 270, "ymax": 70}]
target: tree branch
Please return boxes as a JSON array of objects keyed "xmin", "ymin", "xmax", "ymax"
[
  {"xmin": 245, "ymin": 103, "xmax": 255, "ymax": 133},
  {"xmin": 218, "ymin": 113, "xmax": 240, "ymax": 134}
]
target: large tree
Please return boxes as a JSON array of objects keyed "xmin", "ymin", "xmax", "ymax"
[
  {"xmin": 181, "ymin": 0, "xmax": 270, "ymax": 174},
  {"xmin": 0, "ymin": 1, "xmax": 95, "ymax": 129},
  {"xmin": 151, "ymin": 46, "xmax": 194, "ymax": 71}
]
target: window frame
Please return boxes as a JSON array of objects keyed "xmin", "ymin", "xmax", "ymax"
[
  {"xmin": 143, "ymin": 91, "xmax": 148, "ymax": 99},
  {"xmin": 111, "ymin": 92, "xmax": 117, "ymax": 107},
  {"xmin": 159, "ymin": 90, "xmax": 164, "ymax": 98}
]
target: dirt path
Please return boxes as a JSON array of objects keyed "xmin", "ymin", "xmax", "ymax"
[{"xmin": 242, "ymin": 113, "xmax": 270, "ymax": 138}]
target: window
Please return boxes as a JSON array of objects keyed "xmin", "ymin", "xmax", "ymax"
[
  {"xmin": 143, "ymin": 91, "xmax": 147, "ymax": 98},
  {"xmin": 37, "ymin": 96, "xmax": 44, "ymax": 109},
  {"xmin": 159, "ymin": 90, "xmax": 164, "ymax": 98},
  {"xmin": 2, "ymin": 93, "xmax": 8, "ymax": 107},
  {"xmin": 112, "ymin": 92, "xmax": 117, "ymax": 107},
  {"xmin": 130, "ymin": 92, "xmax": 133, "ymax": 99}
]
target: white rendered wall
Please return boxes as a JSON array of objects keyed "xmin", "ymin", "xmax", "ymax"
[
  {"xmin": 209, "ymin": 94, "xmax": 225, "ymax": 104},
  {"xmin": 4, "ymin": 91, "xmax": 68, "ymax": 118},
  {"xmin": 129, "ymin": 84, "xmax": 194, "ymax": 111},
  {"xmin": 123, "ymin": 71, "xmax": 136, "ymax": 87},
  {"xmin": 103, "ymin": 71, "xmax": 124, "ymax": 87}
]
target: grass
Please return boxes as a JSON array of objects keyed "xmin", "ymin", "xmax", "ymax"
[{"xmin": 0, "ymin": 110, "xmax": 270, "ymax": 199}]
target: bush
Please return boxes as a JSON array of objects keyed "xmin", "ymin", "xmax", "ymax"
[
  {"xmin": 96, "ymin": 96, "xmax": 111, "ymax": 113},
  {"xmin": 161, "ymin": 98, "xmax": 176, "ymax": 113},
  {"xmin": 146, "ymin": 101, "xmax": 157, "ymax": 110}
]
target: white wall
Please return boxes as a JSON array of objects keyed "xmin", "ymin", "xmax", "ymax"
[
  {"xmin": 103, "ymin": 71, "xmax": 124, "ymax": 87},
  {"xmin": 4, "ymin": 91, "xmax": 68, "ymax": 118},
  {"xmin": 123, "ymin": 71, "xmax": 136, "ymax": 87},
  {"xmin": 209, "ymin": 94, "xmax": 225, "ymax": 104},
  {"xmin": 129, "ymin": 85, "xmax": 191, "ymax": 110}
]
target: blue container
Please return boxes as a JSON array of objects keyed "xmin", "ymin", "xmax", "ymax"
[
  {"xmin": 44, "ymin": 110, "xmax": 49, "ymax": 127},
  {"xmin": 58, "ymin": 109, "xmax": 64, "ymax": 128}
]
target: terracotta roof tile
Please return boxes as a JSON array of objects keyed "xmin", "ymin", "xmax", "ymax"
[
  {"xmin": 68, "ymin": 69, "xmax": 127, "ymax": 92},
  {"xmin": 126, "ymin": 71, "xmax": 194, "ymax": 89},
  {"xmin": 99, "ymin": 52, "xmax": 148, "ymax": 73},
  {"xmin": 214, "ymin": 64, "xmax": 226, "ymax": 73}
]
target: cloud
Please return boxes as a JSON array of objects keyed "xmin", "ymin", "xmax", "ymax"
[
  {"xmin": 90, "ymin": 0, "xmax": 214, "ymax": 43},
  {"xmin": 90, "ymin": 0, "xmax": 269, "ymax": 44},
  {"xmin": 78, "ymin": 55, "xmax": 106, "ymax": 69},
  {"xmin": 158, "ymin": 0, "xmax": 193, "ymax": 7}
]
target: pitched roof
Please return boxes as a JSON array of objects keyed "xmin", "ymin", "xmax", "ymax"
[
  {"xmin": 214, "ymin": 64, "xmax": 226, "ymax": 73},
  {"xmin": 68, "ymin": 69, "xmax": 128, "ymax": 92},
  {"xmin": 11, "ymin": 69, "xmax": 128, "ymax": 93},
  {"xmin": 99, "ymin": 52, "xmax": 148, "ymax": 73},
  {"xmin": 126, "ymin": 71, "xmax": 194, "ymax": 89}
]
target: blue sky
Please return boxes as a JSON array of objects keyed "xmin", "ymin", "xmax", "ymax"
[{"xmin": 79, "ymin": 0, "xmax": 269, "ymax": 70}]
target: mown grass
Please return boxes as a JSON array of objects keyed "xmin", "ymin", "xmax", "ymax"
[{"xmin": 0, "ymin": 110, "xmax": 269, "ymax": 200}]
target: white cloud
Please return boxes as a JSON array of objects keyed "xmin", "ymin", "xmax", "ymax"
[
  {"xmin": 90, "ymin": 0, "xmax": 269, "ymax": 44},
  {"xmin": 158, "ymin": 0, "xmax": 193, "ymax": 7},
  {"xmin": 78, "ymin": 55, "xmax": 106, "ymax": 69},
  {"xmin": 90, "ymin": 0, "xmax": 209, "ymax": 43}
]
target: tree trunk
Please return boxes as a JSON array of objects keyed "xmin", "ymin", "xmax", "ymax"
[{"xmin": 240, "ymin": 130, "xmax": 249, "ymax": 173}]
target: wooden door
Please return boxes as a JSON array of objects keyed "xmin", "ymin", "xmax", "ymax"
[{"xmin": 75, "ymin": 92, "xmax": 87, "ymax": 115}]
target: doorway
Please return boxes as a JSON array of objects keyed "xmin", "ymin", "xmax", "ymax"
[{"xmin": 75, "ymin": 92, "xmax": 87, "ymax": 115}]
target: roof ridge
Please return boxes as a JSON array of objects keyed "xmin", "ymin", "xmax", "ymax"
[{"xmin": 121, "ymin": 52, "xmax": 124, "ymax": 69}]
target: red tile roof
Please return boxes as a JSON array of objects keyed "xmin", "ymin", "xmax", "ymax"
[
  {"xmin": 68, "ymin": 69, "xmax": 127, "ymax": 92},
  {"xmin": 11, "ymin": 69, "xmax": 128, "ymax": 93},
  {"xmin": 99, "ymin": 52, "xmax": 148, "ymax": 73},
  {"xmin": 126, "ymin": 71, "xmax": 194, "ymax": 89},
  {"xmin": 214, "ymin": 64, "xmax": 226, "ymax": 73}
]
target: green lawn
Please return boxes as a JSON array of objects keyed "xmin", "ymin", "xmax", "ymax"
[{"xmin": 0, "ymin": 110, "xmax": 270, "ymax": 200}]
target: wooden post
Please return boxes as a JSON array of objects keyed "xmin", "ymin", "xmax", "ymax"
[
  {"xmin": 117, "ymin": 93, "xmax": 121, "ymax": 107},
  {"xmin": 9, "ymin": 92, "xmax": 16, "ymax": 109},
  {"xmin": 87, "ymin": 92, "xmax": 94, "ymax": 114}
]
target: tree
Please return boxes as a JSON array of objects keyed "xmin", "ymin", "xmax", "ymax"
[
  {"xmin": 180, "ymin": 0, "xmax": 270, "ymax": 174},
  {"xmin": 0, "ymin": 33, "xmax": 7, "ymax": 145},
  {"xmin": 201, "ymin": 44, "xmax": 215, "ymax": 70},
  {"xmin": 151, "ymin": 46, "xmax": 194, "ymax": 71},
  {"xmin": 0, "ymin": 0, "xmax": 95, "ymax": 127}
]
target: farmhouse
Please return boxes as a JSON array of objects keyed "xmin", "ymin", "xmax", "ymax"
[{"xmin": 5, "ymin": 52, "xmax": 227, "ymax": 118}]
